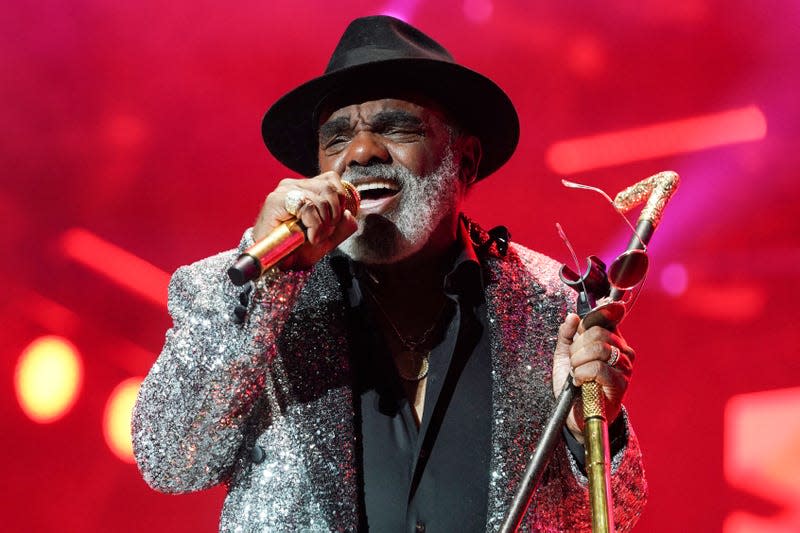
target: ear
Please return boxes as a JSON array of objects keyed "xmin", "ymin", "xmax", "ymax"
[{"xmin": 457, "ymin": 135, "xmax": 482, "ymax": 186}]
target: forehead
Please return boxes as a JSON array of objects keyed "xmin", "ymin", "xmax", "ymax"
[{"xmin": 318, "ymin": 96, "xmax": 449, "ymax": 127}]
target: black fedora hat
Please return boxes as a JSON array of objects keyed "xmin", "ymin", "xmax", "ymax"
[{"xmin": 261, "ymin": 15, "xmax": 519, "ymax": 181}]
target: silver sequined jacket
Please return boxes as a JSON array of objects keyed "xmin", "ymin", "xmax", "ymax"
[{"xmin": 132, "ymin": 226, "xmax": 647, "ymax": 532}]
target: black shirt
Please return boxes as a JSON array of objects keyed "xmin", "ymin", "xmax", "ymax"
[
  {"xmin": 343, "ymin": 240, "xmax": 491, "ymax": 533},
  {"xmin": 336, "ymin": 232, "xmax": 625, "ymax": 532}
]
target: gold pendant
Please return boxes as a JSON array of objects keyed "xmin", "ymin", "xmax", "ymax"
[{"xmin": 395, "ymin": 350, "xmax": 430, "ymax": 381}]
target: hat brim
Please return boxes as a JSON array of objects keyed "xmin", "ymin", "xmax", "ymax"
[{"xmin": 261, "ymin": 58, "xmax": 519, "ymax": 180}]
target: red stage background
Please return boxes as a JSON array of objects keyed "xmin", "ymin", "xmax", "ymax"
[{"xmin": 3, "ymin": 1, "xmax": 798, "ymax": 531}]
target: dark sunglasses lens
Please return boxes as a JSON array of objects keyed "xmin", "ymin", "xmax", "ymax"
[{"xmin": 608, "ymin": 250, "xmax": 648, "ymax": 290}]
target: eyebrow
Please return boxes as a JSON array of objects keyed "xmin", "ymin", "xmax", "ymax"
[
  {"xmin": 318, "ymin": 110, "xmax": 425, "ymax": 142},
  {"xmin": 369, "ymin": 110, "xmax": 425, "ymax": 132},
  {"xmin": 318, "ymin": 117, "xmax": 351, "ymax": 143}
]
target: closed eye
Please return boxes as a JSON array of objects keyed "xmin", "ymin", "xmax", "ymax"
[{"xmin": 319, "ymin": 117, "xmax": 352, "ymax": 148}]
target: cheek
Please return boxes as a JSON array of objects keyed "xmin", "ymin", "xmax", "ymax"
[
  {"xmin": 395, "ymin": 144, "xmax": 444, "ymax": 175},
  {"xmin": 317, "ymin": 152, "xmax": 340, "ymax": 174}
]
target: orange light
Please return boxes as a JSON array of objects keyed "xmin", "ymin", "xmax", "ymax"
[
  {"xmin": 103, "ymin": 377, "xmax": 142, "ymax": 463},
  {"xmin": 15, "ymin": 336, "xmax": 83, "ymax": 423},
  {"xmin": 61, "ymin": 227, "xmax": 169, "ymax": 307},
  {"xmin": 546, "ymin": 105, "xmax": 767, "ymax": 174},
  {"xmin": 724, "ymin": 388, "xmax": 800, "ymax": 531}
]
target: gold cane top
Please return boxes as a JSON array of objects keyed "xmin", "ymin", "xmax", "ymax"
[{"xmin": 613, "ymin": 171, "xmax": 680, "ymax": 228}]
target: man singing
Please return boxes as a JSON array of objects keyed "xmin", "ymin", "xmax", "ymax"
[{"xmin": 133, "ymin": 15, "xmax": 646, "ymax": 532}]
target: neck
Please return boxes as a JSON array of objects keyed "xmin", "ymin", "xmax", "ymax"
[{"xmin": 361, "ymin": 212, "xmax": 460, "ymax": 297}]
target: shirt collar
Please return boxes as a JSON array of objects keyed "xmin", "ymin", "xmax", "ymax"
[
  {"xmin": 330, "ymin": 216, "xmax": 484, "ymax": 302},
  {"xmin": 442, "ymin": 217, "xmax": 483, "ymax": 300}
]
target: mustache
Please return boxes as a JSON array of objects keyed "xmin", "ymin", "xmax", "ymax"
[{"xmin": 341, "ymin": 164, "xmax": 411, "ymax": 187}]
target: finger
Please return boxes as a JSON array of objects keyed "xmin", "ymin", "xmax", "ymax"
[
  {"xmin": 299, "ymin": 172, "xmax": 347, "ymax": 220},
  {"xmin": 320, "ymin": 209, "xmax": 359, "ymax": 249},
  {"xmin": 264, "ymin": 180, "xmax": 313, "ymax": 226},
  {"xmin": 571, "ymin": 327, "xmax": 633, "ymax": 358},
  {"xmin": 557, "ymin": 313, "xmax": 581, "ymax": 347},
  {"xmin": 572, "ymin": 359, "xmax": 629, "ymax": 388},
  {"xmin": 297, "ymin": 200, "xmax": 326, "ymax": 244},
  {"xmin": 255, "ymin": 188, "xmax": 301, "ymax": 241},
  {"xmin": 554, "ymin": 313, "xmax": 581, "ymax": 369},
  {"xmin": 264, "ymin": 184, "xmax": 303, "ymax": 220},
  {"xmin": 570, "ymin": 341, "xmax": 635, "ymax": 370}
]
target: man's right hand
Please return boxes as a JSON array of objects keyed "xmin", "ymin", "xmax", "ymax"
[{"xmin": 253, "ymin": 171, "xmax": 359, "ymax": 271}]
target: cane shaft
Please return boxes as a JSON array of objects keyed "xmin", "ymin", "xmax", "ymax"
[{"xmin": 582, "ymin": 381, "xmax": 615, "ymax": 533}]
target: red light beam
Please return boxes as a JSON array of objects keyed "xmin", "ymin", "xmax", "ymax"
[
  {"xmin": 546, "ymin": 105, "xmax": 767, "ymax": 174},
  {"xmin": 60, "ymin": 228, "xmax": 169, "ymax": 307}
]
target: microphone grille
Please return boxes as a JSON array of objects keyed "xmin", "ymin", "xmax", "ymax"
[{"xmin": 341, "ymin": 181, "xmax": 361, "ymax": 216}]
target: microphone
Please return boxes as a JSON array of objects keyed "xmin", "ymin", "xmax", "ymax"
[{"xmin": 227, "ymin": 181, "xmax": 360, "ymax": 286}]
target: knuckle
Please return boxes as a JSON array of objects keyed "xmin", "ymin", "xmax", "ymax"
[
  {"xmin": 264, "ymin": 191, "xmax": 282, "ymax": 207},
  {"xmin": 588, "ymin": 326, "xmax": 610, "ymax": 342},
  {"xmin": 320, "ymin": 170, "xmax": 339, "ymax": 181},
  {"xmin": 588, "ymin": 342, "xmax": 605, "ymax": 361},
  {"xmin": 626, "ymin": 347, "xmax": 636, "ymax": 362},
  {"xmin": 320, "ymin": 197, "xmax": 335, "ymax": 212},
  {"xmin": 299, "ymin": 205, "xmax": 319, "ymax": 224}
]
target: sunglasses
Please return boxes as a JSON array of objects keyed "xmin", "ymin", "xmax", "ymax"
[{"xmin": 557, "ymin": 180, "xmax": 650, "ymax": 330}]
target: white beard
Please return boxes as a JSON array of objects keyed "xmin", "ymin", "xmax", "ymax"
[{"xmin": 337, "ymin": 145, "xmax": 462, "ymax": 264}]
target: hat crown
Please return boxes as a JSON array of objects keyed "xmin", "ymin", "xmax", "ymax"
[
  {"xmin": 326, "ymin": 16, "xmax": 455, "ymax": 73},
  {"xmin": 262, "ymin": 15, "xmax": 519, "ymax": 180}
]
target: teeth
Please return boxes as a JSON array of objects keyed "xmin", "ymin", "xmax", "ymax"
[{"xmin": 353, "ymin": 179, "xmax": 400, "ymax": 193}]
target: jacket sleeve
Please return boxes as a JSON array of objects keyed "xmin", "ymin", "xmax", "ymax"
[
  {"xmin": 131, "ymin": 231, "xmax": 312, "ymax": 493},
  {"xmin": 530, "ymin": 409, "xmax": 648, "ymax": 532}
]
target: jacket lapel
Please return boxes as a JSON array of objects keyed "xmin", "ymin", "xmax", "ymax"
[
  {"xmin": 274, "ymin": 257, "xmax": 361, "ymax": 530},
  {"xmin": 482, "ymin": 246, "xmax": 569, "ymax": 530}
]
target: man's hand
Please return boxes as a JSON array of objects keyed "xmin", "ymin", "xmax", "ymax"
[
  {"xmin": 552, "ymin": 313, "xmax": 636, "ymax": 443},
  {"xmin": 253, "ymin": 171, "xmax": 359, "ymax": 270}
]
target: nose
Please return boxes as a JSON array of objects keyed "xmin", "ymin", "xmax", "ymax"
[{"xmin": 345, "ymin": 131, "xmax": 390, "ymax": 168}]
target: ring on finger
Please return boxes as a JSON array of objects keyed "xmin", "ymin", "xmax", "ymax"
[
  {"xmin": 608, "ymin": 346, "xmax": 621, "ymax": 367},
  {"xmin": 284, "ymin": 190, "xmax": 308, "ymax": 217}
]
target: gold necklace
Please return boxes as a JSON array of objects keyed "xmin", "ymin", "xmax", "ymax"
[{"xmin": 362, "ymin": 285, "xmax": 446, "ymax": 381}]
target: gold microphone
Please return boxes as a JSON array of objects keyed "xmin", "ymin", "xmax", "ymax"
[{"xmin": 227, "ymin": 181, "xmax": 360, "ymax": 286}]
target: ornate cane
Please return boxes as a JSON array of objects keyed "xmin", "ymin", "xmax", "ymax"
[
  {"xmin": 500, "ymin": 170, "xmax": 680, "ymax": 533},
  {"xmin": 582, "ymin": 170, "xmax": 679, "ymax": 533}
]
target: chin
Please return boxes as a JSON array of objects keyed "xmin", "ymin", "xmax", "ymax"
[{"xmin": 337, "ymin": 214, "xmax": 425, "ymax": 265}]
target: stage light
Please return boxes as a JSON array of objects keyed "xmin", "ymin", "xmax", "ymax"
[
  {"xmin": 103, "ymin": 377, "xmax": 142, "ymax": 464},
  {"xmin": 724, "ymin": 388, "xmax": 800, "ymax": 531},
  {"xmin": 380, "ymin": 0, "xmax": 422, "ymax": 22},
  {"xmin": 546, "ymin": 105, "xmax": 767, "ymax": 174},
  {"xmin": 566, "ymin": 34, "xmax": 606, "ymax": 78},
  {"xmin": 659, "ymin": 262, "xmax": 688, "ymax": 296},
  {"xmin": 15, "ymin": 336, "xmax": 83, "ymax": 423},
  {"xmin": 60, "ymin": 227, "xmax": 169, "ymax": 307}
]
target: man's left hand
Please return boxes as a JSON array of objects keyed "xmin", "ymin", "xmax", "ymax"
[{"xmin": 552, "ymin": 313, "xmax": 636, "ymax": 443}]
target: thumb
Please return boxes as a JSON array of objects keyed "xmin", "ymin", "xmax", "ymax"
[
  {"xmin": 555, "ymin": 312, "xmax": 580, "ymax": 360},
  {"xmin": 552, "ymin": 313, "xmax": 580, "ymax": 398}
]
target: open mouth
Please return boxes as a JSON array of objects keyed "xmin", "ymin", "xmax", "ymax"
[{"xmin": 351, "ymin": 178, "xmax": 401, "ymax": 211}]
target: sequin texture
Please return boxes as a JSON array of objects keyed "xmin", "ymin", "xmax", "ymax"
[{"xmin": 132, "ymin": 226, "xmax": 647, "ymax": 532}]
